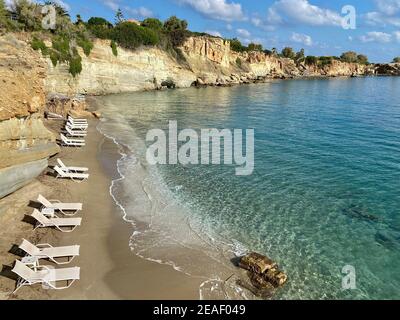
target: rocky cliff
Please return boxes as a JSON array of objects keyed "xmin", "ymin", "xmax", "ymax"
[
  {"xmin": 43, "ymin": 36, "xmax": 383, "ymax": 96},
  {"xmin": 0, "ymin": 34, "xmax": 59, "ymax": 199},
  {"xmin": 45, "ymin": 39, "xmax": 196, "ymax": 95}
]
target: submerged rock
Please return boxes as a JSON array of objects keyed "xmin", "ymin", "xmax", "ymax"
[
  {"xmin": 342, "ymin": 204, "xmax": 380, "ymax": 222},
  {"xmin": 238, "ymin": 252, "xmax": 287, "ymax": 294}
]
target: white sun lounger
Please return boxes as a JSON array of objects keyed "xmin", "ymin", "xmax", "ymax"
[
  {"xmin": 68, "ymin": 115, "xmax": 88, "ymax": 122},
  {"xmin": 12, "ymin": 260, "xmax": 80, "ymax": 293},
  {"xmin": 19, "ymin": 239, "xmax": 80, "ymax": 265},
  {"xmin": 31, "ymin": 209, "xmax": 82, "ymax": 233},
  {"xmin": 57, "ymin": 159, "xmax": 89, "ymax": 173},
  {"xmin": 37, "ymin": 194, "xmax": 83, "ymax": 216},
  {"xmin": 46, "ymin": 111, "xmax": 64, "ymax": 120},
  {"xmin": 68, "ymin": 115, "xmax": 88, "ymax": 124},
  {"xmin": 65, "ymin": 125, "xmax": 87, "ymax": 138},
  {"xmin": 54, "ymin": 166, "xmax": 89, "ymax": 182},
  {"xmin": 67, "ymin": 123, "xmax": 88, "ymax": 132},
  {"xmin": 60, "ymin": 134, "xmax": 85, "ymax": 147},
  {"xmin": 67, "ymin": 118, "xmax": 88, "ymax": 126}
]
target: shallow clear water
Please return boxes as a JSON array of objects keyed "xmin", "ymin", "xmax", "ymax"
[{"xmin": 97, "ymin": 77, "xmax": 400, "ymax": 299}]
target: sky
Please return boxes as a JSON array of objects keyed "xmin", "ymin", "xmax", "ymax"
[{"xmin": 31, "ymin": 0, "xmax": 400, "ymax": 62}]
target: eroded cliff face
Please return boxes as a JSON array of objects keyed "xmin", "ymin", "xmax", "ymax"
[
  {"xmin": 42, "ymin": 35, "xmax": 393, "ymax": 96},
  {"xmin": 45, "ymin": 39, "xmax": 196, "ymax": 95},
  {"xmin": 0, "ymin": 34, "xmax": 59, "ymax": 199}
]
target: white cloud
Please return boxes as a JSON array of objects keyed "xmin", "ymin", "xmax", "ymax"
[
  {"xmin": 205, "ymin": 30, "xmax": 222, "ymax": 37},
  {"xmin": 375, "ymin": 0, "xmax": 400, "ymax": 15},
  {"xmin": 100, "ymin": 1, "xmax": 153, "ymax": 18},
  {"xmin": 124, "ymin": 6, "xmax": 154, "ymax": 18},
  {"xmin": 360, "ymin": 31, "xmax": 392, "ymax": 43},
  {"xmin": 271, "ymin": 0, "xmax": 343, "ymax": 26},
  {"xmin": 251, "ymin": 0, "xmax": 343, "ymax": 31},
  {"xmin": 291, "ymin": 32, "xmax": 313, "ymax": 46},
  {"xmin": 102, "ymin": 0, "xmax": 120, "ymax": 11},
  {"xmin": 364, "ymin": 11, "xmax": 400, "ymax": 27},
  {"xmin": 178, "ymin": 0, "xmax": 245, "ymax": 21},
  {"xmin": 393, "ymin": 31, "xmax": 400, "ymax": 41},
  {"xmin": 236, "ymin": 28, "xmax": 251, "ymax": 38}
]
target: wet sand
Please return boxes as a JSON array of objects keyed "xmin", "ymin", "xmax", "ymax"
[{"xmin": 0, "ymin": 118, "xmax": 203, "ymax": 300}]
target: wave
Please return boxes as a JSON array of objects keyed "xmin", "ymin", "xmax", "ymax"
[{"xmin": 96, "ymin": 116, "xmax": 256, "ymax": 300}]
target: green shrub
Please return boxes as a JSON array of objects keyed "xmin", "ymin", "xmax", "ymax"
[
  {"xmin": 305, "ymin": 56, "xmax": 318, "ymax": 65},
  {"xmin": 393, "ymin": 57, "xmax": 400, "ymax": 63},
  {"xmin": 31, "ymin": 37, "xmax": 48, "ymax": 55},
  {"xmin": 163, "ymin": 16, "xmax": 187, "ymax": 32},
  {"xmin": 77, "ymin": 38, "xmax": 93, "ymax": 56},
  {"xmin": 49, "ymin": 50, "xmax": 59, "ymax": 67},
  {"xmin": 52, "ymin": 36, "xmax": 70, "ymax": 62},
  {"xmin": 141, "ymin": 18, "xmax": 163, "ymax": 30},
  {"xmin": 110, "ymin": 40, "xmax": 118, "ymax": 56},
  {"xmin": 230, "ymin": 38, "xmax": 247, "ymax": 53},
  {"xmin": 318, "ymin": 56, "xmax": 334, "ymax": 66},
  {"xmin": 68, "ymin": 48, "xmax": 82, "ymax": 77},
  {"xmin": 87, "ymin": 17, "xmax": 113, "ymax": 39},
  {"xmin": 281, "ymin": 47, "xmax": 296, "ymax": 60},
  {"xmin": 236, "ymin": 57, "xmax": 242, "ymax": 68},
  {"xmin": 112, "ymin": 21, "xmax": 159, "ymax": 49},
  {"xmin": 248, "ymin": 43, "xmax": 263, "ymax": 51},
  {"xmin": 87, "ymin": 17, "xmax": 113, "ymax": 27}
]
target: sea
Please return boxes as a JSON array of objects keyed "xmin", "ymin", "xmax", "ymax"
[{"xmin": 96, "ymin": 77, "xmax": 400, "ymax": 300}]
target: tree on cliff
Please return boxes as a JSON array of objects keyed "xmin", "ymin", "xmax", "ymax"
[
  {"xmin": 281, "ymin": 47, "xmax": 296, "ymax": 60},
  {"xmin": 295, "ymin": 49, "xmax": 305, "ymax": 63},
  {"xmin": 163, "ymin": 16, "xmax": 188, "ymax": 47},
  {"xmin": 357, "ymin": 54, "xmax": 369, "ymax": 65},
  {"xmin": 393, "ymin": 57, "xmax": 400, "ymax": 63},
  {"xmin": 10, "ymin": 0, "xmax": 42, "ymax": 31},
  {"xmin": 115, "ymin": 8, "xmax": 124, "ymax": 25},
  {"xmin": 230, "ymin": 38, "xmax": 247, "ymax": 52},
  {"xmin": 141, "ymin": 18, "xmax": 163, "ymax": 31},
  {"xmin": 248, "ymin": 43, "xmax": 263, "ymax": 51},
  {"xmin": 340, "ymin": 51, "xmax": 358, "ymax": 63}
]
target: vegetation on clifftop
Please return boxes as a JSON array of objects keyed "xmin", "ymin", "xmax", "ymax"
[{"xmin": 1, "ymin": 0, "xmax": 376, "ymax": 76}]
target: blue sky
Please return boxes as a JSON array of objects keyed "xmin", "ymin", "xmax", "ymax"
[{"xmin": 45, "ymin": 0, "xmax": 400, "ymax": 62}]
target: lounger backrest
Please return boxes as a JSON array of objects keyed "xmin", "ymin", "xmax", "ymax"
[
  {"xmin": 31, "ymin": 209, "xmax": 50, "ymax": 225},
  {"xmin": 57, "ymin": 159, "xmax": 66, "ymax": 169},
  {"xmin": 19, "ymin": 239, "xmax": 41, "ymax": 256},
  {"xmin": 12, "ymin": 260, "xmax": 37, "ymax": 281},
  {"xmin": 37, "ymin": 194, "xmax": 52, "ymax": 208},
  {"xmin": 54, "ymin": 166, "xmax": 67, "ymax": 177},
  {"xmin": 60, "ymin": 133, "xmax": 68, "ymax": 143}
]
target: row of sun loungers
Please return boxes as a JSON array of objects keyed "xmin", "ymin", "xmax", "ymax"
[
  {"xmin": 11, "ymin": 117, "xmax": 90, "ymax": 293},
  {"xmin": 60, "ymin": 116, "xmax": 89, "ymax": 147},
  {"xmin": 12, "ymin": 193, "xmax": 84, "ymax": 292}
]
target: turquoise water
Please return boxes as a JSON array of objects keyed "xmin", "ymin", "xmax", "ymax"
[{"xmin": 98, "ymin": 77, "xmax": 400, "ymax": 299}]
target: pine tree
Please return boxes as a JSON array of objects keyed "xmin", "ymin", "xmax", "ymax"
[{"xmin": 115, "ymin": 8, "xmax": 124, "ymax": 24}]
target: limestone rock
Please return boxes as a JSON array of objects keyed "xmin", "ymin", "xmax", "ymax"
[
  {"xmin": 0, "ymin": 115, "xmax": 59, "ymax": 170},
  {"xmin": 0, "ymin": 159, "xmax": 48, "ymax": 199}
]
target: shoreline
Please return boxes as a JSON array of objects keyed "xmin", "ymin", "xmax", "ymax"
[{"xmin": 0, "ymin": 116, "xmax": 203, "ymax": 300}]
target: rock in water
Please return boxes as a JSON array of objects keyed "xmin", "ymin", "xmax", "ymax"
[
  {"xmin": 239, "ymin": 252, "xmax": 277, "ymax": 274},
  {"xmin": 239, "ymin": 252, "xmax": 287, "ymax": 292}
]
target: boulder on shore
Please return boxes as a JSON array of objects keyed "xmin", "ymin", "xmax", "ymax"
[{"xmin": 239, "ymin": 252, "xmax": 287, "ymax": 292}]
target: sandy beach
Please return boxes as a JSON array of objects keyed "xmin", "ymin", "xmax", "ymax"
[{"xmin": 0, "ymin": 117, "xmax": 203, "ymax": 300}]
